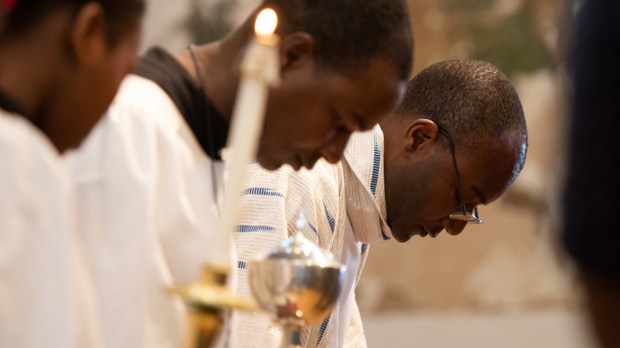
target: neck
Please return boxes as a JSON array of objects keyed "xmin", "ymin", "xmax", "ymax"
[
  {"xmin": 0, "ymin": 11, "xmax": 72, "ymax": 152},
  {"xmin": 174, "ymin": 15, "xmax": 256, "ymax": 122}
]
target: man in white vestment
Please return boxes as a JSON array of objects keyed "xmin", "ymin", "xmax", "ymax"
[
  {"xmin": 69, "ymin": 1, "xmax": 413, "ymax": 347},
  {"xmin": 231, "ymin": 60, "xmax": 529, "ymax": 347},
  {"xmin": 0, "ymin": 0, "xmax": 143, "ymax": 346},
  {"xmin": 0, "ymin": 112, "xmax": 103, "ymax": 348}
]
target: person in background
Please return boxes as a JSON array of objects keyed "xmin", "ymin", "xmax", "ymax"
[
  {"xmin": 562, "ymin": 1, "xmax": 620, "ymax": 347},
  {"xmin": 68, "ymin": 0, "xmax": 413, "ymax": 347},
  {"xmin": 232, "ymin": 59, "xmax": 528, "ymax": 347},
  {"xmin": 0, "ymin": 0, "xmax": 144, "ymax": 347}
]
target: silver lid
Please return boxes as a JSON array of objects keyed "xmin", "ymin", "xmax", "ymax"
[
  {"xmin": 264, "ymin": 232, "xmax": 341, "ymax": 268},
  {"xmin": 262, "ymin": 212, "xmax": 341, "ymax": 268}
]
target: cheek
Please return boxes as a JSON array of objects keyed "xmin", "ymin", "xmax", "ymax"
[
  {"xmin": 267, "ymin": 95, "xmax": 333, "ymax": 148},
  {"xmin": 104, "ymin": 30, "xmax": 140, "ymax": 89},
  {"xmin": 97, "ymin": 38, "xmax": 140, "ymax": 108},
  {"xmin": 393, "ymin": 166, "xmax": 450, "ymax": 224},
  {"xmin": 294, "ymin": 111, "xmax": 334, "ymax": 145},
  {"xmin": 423, "ymin": 178, "xmax": 456, "ymax": 220},
  {"xmin": 402, "ymin": 180, "xmax": 431, "ymax": 221},
  {"xmin": 387, "ymin": 166, "xmax": 421, "ymax": 222},
  {"xmin": 112, "ymin": 40, "xmax": 139, "ymax": 87}
]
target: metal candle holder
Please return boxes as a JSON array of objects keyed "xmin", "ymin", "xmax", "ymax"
[{"xmin": 169, "ymin": 265, "xmax": 258, "ymax": 348}]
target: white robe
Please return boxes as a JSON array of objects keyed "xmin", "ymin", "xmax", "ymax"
[
  {"xmin": 231, "ymin": 126, "xmax": 391, "ymax": 348},
  {"xmin": 69, "ymin": 72, "xmax": 391, "ymax": 348},
  {"xmin": 67, "ymin": 74, "xmax": 230, "ymax": 348},
  {"xmin": 0, "ymin": 110, "xmax": 101, "ymax": 348}
]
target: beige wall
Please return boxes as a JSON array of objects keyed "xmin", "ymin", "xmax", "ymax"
[{"xmin": 140, "ymin": 0, "xmax": 259, "ymax": 52}]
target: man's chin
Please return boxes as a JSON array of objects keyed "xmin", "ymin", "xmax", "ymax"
[
  {"xmin": 256, "ymin": 156, "xmax": 283, "ymax": 171},
  {"xmin": 392, "ymin": 229, "xmax": 413, "ymax": 243}
]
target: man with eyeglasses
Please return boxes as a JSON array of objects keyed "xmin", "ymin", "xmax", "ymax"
[{"xmin": 230, "ymin": 59, "xmax": 528, "ymax": 347}]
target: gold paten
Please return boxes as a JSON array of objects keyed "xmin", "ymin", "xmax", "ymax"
[{"xmin": 169, "ymin": 265, "xmax": 258, "ymax": 348}]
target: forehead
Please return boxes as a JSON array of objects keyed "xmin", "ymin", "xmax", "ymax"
[{"xmin": 460, "ymin": 130, "xmax": 522, "ymax": 204}]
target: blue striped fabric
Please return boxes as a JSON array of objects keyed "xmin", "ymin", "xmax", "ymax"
[
  {"xmin": 370, "ymin": 136, "xmax": 380, "ymax": 197},
  {"xmin": 361, "ymin": 243, "xmax": 369, "ymax": 254},
  {"xmin": 316, "ymin": 315, "xmax": 331, "ymax": 345},
  {"xmin": 237, "ymin": 260, "xmax": 247, "ymax": 269},
  {"xmin": 236, "ymin": 225, "xmax": 276, "ymax": 233},
  {"xmin": 373, "ymin": 134, "xmax": 390, "ymax": 240},
  {"xmin": 308, "ymin": 222, "xmax": 319, "ymax": 235},
  {"xmin": 323, "ymin": 204, "xmax": 335, "ymax": 233},
  {"xmin": 243, "ymin": 187, "xmax": 283, "ymax": 197}
]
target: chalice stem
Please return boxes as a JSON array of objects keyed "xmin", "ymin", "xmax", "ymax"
[{"xmin": 281, "ymin": 322, "xmax": 303, "ymax": 348}]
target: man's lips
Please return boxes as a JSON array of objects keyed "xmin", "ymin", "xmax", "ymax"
[
  {"xmin": 418, "ymin": 228, "xmax": 429, "ymax": 238},
  {"xmin": 416, "ymin": 226, "xmax": 442, "ymax": 238},
  {"xmin": 291, "ymin": 155, "xmax": 302, "ymax": 170}
]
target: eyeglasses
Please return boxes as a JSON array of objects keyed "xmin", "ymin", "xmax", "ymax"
[{"xmin": 437, "ymin": 128, "xmax": 483, "ymax": 224}]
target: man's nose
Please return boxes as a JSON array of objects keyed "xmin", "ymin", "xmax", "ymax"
[
  {"xmin": 319, "ymin": 130, "xmax": 351, "ymax": 164},
  {"xmin": 443, "ymin": 219, "xmax": 467, "ymax": 236}
]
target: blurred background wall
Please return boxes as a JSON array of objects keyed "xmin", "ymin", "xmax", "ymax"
[{"xmin": 141, "ymin": 0, "xmax": 599, "ymax": 346}]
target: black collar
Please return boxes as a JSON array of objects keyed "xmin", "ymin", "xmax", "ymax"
[
  {"xmin": 0, "ymin": 90, "xmax": 25, "ymax": 116},
  {"xmin": 135, "ymin": 46, "xmax": 229, "ymax": 161}
]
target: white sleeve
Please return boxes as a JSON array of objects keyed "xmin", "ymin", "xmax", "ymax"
[
  {"xmin": 68, "ymin": 75, "xmax": 223, "ymax": 348},
  {"xmin": 0, "ymin": 114, "xmax": 102, "ymax": 348}
]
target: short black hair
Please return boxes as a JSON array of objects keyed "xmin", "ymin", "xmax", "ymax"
[
  {"xmin": 396, "ymin": 60, "xmax": 528, "ymax": 174},
  {"xmin": 2, "ymin": 0, "xmax": 144, "ymax": 46},
  {"xmin": 263, "ymin": 0, "xmax": 413, "ymax": 81}
]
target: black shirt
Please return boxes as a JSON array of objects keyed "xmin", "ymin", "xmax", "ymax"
[
  {"xmin": 562, "ymin": 0, "xmax": 620, "ymax": 281},
  {"xmin": 135, "ymin": 46, "xmax": 229, "ymax": 160},
  {"xmin": 0, "ymin": 90, "xmax": 25, "ymax": 116}
]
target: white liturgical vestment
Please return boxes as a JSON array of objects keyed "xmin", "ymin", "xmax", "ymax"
[
  {"xmin": 0, "ymin": 110, "xmax": 101, "ymax": 348},
  {"xmin": 68, "ymin": 75, "xmax": 231, "ymax": 348},
  {"xmin": 231, "ymin": 126, "xmax": 392, "ymax": 348}
]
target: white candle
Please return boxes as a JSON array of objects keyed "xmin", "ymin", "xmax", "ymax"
[{"xmin": 210, "ymin": 9, "xmax": 280, "ymax": 268}]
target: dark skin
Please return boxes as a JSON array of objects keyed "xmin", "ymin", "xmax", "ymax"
[
  {"xmin": 381, "ymin": 117, "xmax": 521, "ymax": 242},
  {"xmin": 0, "ymin": 1, "xmax": 11, "ymax": 31},
  {"xmin": 0, "ymin": 3, "xmax": 141, "ymax": 152},
  {"xmin": 174, "ymin": 7, "xmax": 406, "ymax": 171},
  {"xmin": 582, "ymin": 273, "xmax": 620, "ymax": 348}
]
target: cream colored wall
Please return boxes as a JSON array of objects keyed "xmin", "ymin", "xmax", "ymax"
[
  {"xmin": 140, "ymin": 0, "xmax": 259, "ymax": 52},
  {"xmin": 140, "ymin": 0, "xmax": 192, "ymax": 52}
]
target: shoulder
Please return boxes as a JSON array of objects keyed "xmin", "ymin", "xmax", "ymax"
[
  {"xmin": 109, "ymin": 74, "xmax": 182, "ymax": 126},
  {"xmin": 71, "ymin": 74, "xmax": 204, "ymax": 180},
  {"xmin": 0, "ymin": 111, "xmax": 70, "ymax": 235},
  {"xmin": 0, "ymin": 111, "xmax": 63, "ymax": 175}
]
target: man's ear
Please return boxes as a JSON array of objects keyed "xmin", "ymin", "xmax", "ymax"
[
  {"xmin": 403, "ymin": 118, "xmax": 440, "ymax": 153},
  {"xmin": 279, "ymin": 32, "xmax": 315, "ymax": 71},
  {"xmin": 69, "ymin": 3, "xmax": 108, "ymax": 66}
]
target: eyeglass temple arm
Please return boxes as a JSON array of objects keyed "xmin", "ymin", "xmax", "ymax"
[{"xmin": 437, "ymin": 128, "xmax": 468, "ymax": 213}]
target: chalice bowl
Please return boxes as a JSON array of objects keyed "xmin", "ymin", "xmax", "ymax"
[{"xmin": 248, "ymin": 232, "xmax": 346, "ymax": 348}]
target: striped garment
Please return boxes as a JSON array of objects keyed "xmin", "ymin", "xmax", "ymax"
[{"xmin": 230, "ymin": 126, "xmax": 392, "ymax": 348}]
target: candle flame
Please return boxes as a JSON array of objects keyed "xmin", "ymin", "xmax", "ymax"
[{"xmin": 255, "ymin": 8, "xmax": 278, "ymax": 36}]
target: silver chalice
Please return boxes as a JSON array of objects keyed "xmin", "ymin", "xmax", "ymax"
[{"xmin": 248, "ymin": 224, "xmax": 346, "ymax": 348}]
